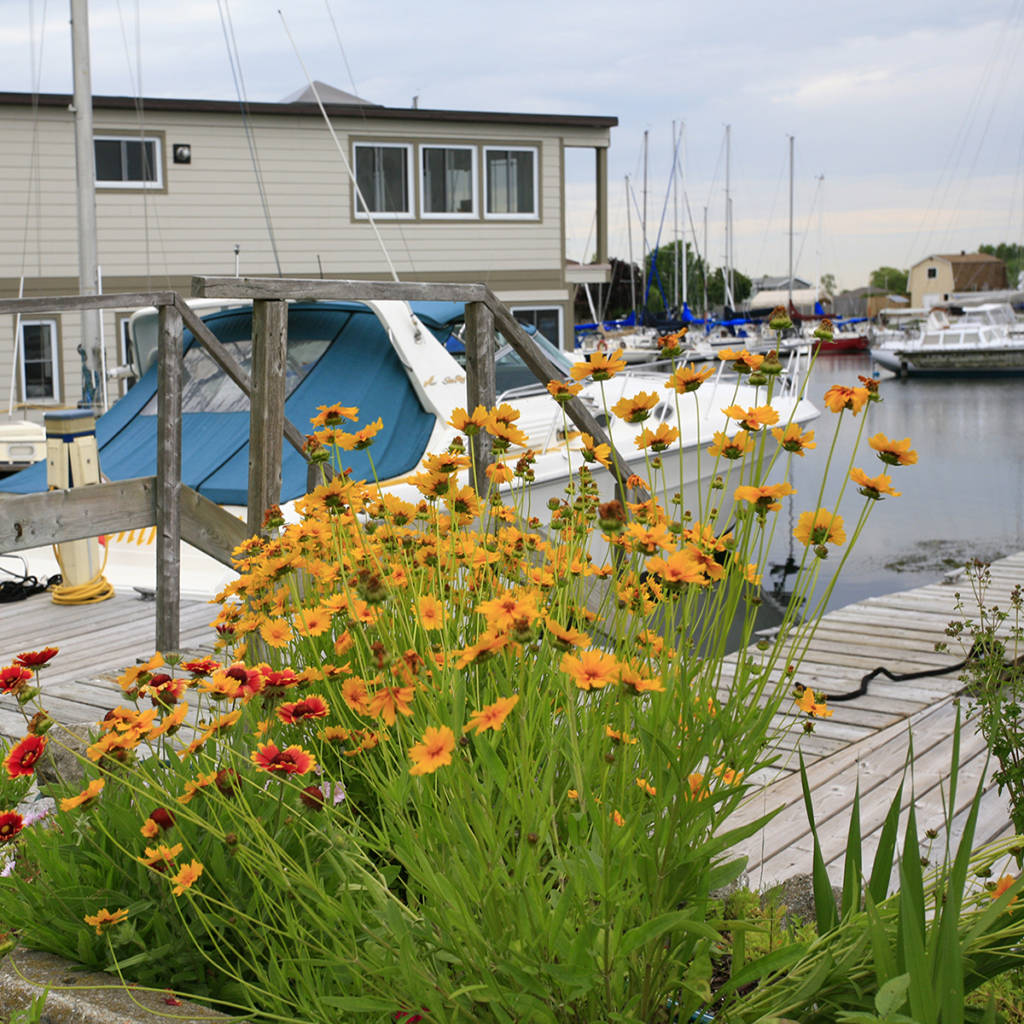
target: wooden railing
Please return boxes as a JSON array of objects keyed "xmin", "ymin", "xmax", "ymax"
[{"xmin": 0, "ymin": 278, "xmax": 630, "ymax": 652}]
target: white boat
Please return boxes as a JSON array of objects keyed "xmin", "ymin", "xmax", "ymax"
[
  {"xmin": 0, "ymin": 298, "xmax": 819, "ymax": 597},
  {"xmin": 871, "ymin": 302, "xmax": 1024, "ymax": 376}
]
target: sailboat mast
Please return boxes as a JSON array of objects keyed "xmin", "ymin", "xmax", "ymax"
[
  {"xmin": 680, "ymin": 121, "xmax": 687, "ymax": 309},
  {"xmin": 787, "ymin": 134, "xmax": 794, "ymax": 315},
  {"xmin": 70, "ymin": 0, "xmax": 102, "ymax": 405},
  {"xmin": 672, "ymin": 120, "xmax": 679, "ymax": 315},
  {"xmin": 724, "ymin": 124, "xmax": 734, "ymax": 310},
  {"xmin": 625, "ymin": 175, "xmax": 637, "ymax": 317}
]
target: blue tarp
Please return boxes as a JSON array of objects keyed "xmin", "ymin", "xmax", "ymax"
[{"xmin": 0, "ymin": 303, "xmax": 437, "ymax": 506}]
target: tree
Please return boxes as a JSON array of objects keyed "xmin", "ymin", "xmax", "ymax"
[
  {"xmin": 869, "ymin": 266, "xmax": 908, "ymax": 294},
  {"xmin": 572, "ymin": 257, "xmax": 641, "ymax": 323},
  {"xmin": 820, "ymin": 272, "xmax": 837, "ymax": 296},
  {"xmin": 979, "ymin": 243, "xmax": 1024, "ymax": 289}
]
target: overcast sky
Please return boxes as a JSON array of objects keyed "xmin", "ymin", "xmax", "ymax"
[{"xmin": 2, "ymin": 0, "xmax": 1023, "ymax": 293}]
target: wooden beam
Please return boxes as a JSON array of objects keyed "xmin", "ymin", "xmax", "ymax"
[
  {"xmin": 179, "ymin": 487, "xmax": 249, "ymax": 567},
  {"xmin": 0, "ymin": 291, "xmax": 177, "ymax": 316},
  {"xmin": 0, "ymin": 478, "xmax": 157, "ymax": 552},
  {"xmin": 192, "ymin": 276, "xmax": 489, "ymax": 305},
  {"xmin": 156, "ymin": 303, "xmax": 183, "ymax": 653},
  {"xmin": 485, "ymin": 297, "xmax": 638, "ymax": 489},
  {"xmin": 463, "ymin": 301, "xmax": 496, "ymax": 495},
  {"xmin": 247, "ymin": 299, "xmax": 288, "ymax": 535}
]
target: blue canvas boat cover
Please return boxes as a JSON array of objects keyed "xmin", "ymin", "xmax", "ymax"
[{"xmin": 0, "ymin": 303, "xmax": 437, "ymax": 506}]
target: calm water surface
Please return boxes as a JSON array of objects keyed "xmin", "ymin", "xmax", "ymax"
[{"xmin": 762, "ymin": 352, "xmax": 1024, "ymax": 614}]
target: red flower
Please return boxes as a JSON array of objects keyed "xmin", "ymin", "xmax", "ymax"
[
  {"xmin": 214, "ymin": 769, "xmax": 240, "ymax": 797},
  {"xmin": 277, "ymin": 695, "xmax": 330, "ymax": 724},
  {"xmin": 299, "ymin": 785, "xmax": 325, "ymax": 810},
  {"xmin": 4, "ymin": 735, "xmax": 46, "ymax": 779},
  {"xmin": 0, "ymin": 666, "xmax": 32, "ymax": 695},
  {"xmin": 0, "ymin": 811, "xmax": 24, "ymax": 843},
  {"xmin": 14, "ymin": 647, "xmax": 58, "ymax": 669},
  {"xmin": 250, "ymin": 742, "xmax": 316, "ymax": 776},
  {"xmin": 148, "ymin": 807, "xmax": 176, "ymax": 831},
  {"xmin": 181, "ymin": 657, "xmax": 220, "ymax": 678}
]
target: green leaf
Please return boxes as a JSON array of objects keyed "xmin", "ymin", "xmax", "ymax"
[
  {"xmin": 868, "ymin": 769, "xmax": 907, "ymax": 905},
  {"xmin": 874, "ymin": 972, "xmax": 910, "ymax": 1015},
  {"xmin": 799, "ymin": 752, "xmax": 838, "ymax": 935},
  {"xmin": 841, "ymin": 779, "xmax": 863, "ymax": 918},
  {"xmin": 620, "ymin": 911, "xmax": 721, "ymax": 958}
]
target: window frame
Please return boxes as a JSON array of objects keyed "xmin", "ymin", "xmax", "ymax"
[
  {"xmin": 483, "ymin": 145, "xmax": 540, "ymax": 220},
  {"xmin": 352, "ymin": 141, "xmax": 414, "ymax": 219},
  {"xmin": 94, "ymin": 134, "xmax": 164, "ymax": 190},
  {"xmin": 419, "ymin": 144, "xmax": 477, "ymax": 220},
  {"xmin": 18, "ymin": 317, "xmax": 60, "ymax": 403},
  {"xmin": 926, "ymin": 267, "xmax": 938, "ymax": 279},
  {"xmin": 510, "ymin": 305, "xmax": 564, "ymax": 350}
]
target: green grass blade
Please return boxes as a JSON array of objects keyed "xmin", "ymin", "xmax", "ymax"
[
  {"xmin": 799, "ymin": 751, "xmax": 838, "ymax": 934},
  {"xmin": 841, "ymin": 778, "xmax": 863, "ymax": 918},
  {"xmin": 868, "ymin": 773, "xmax": 907, "ymax": 904}
]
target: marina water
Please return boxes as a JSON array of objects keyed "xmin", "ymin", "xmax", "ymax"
[{"xmin": 763, "ymin": 351, "xmax": 1024, "ymax": 615}]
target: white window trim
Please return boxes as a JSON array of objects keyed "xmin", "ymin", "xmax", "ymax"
[
  {"xmin": 353, "ymin": 142, "xmax": 413, "ymax": 219},
  {"xmin": 511, "ymin": 305, "xmax": 563, "ymax": 348},
  {"xmin": 483, "ymin": 146, "xmax": 539, "ymax": 220},
  {"xmin": 18, "ymin": 318, "xmax": 60, "ymax": 403},
  {"xmin": 419, "ymin": 144, "xmax": 477, "ymax": 220},
  {"xmin": 94, "ymin": 134, "xmax": 163, "ymax": 189}
]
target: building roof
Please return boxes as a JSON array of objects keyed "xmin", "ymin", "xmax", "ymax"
[
  {"xmin": 0, "ymin": 90, "xmax": 618, "ymax": 130},
  {"xmin": 280, "ymin": 80, "xmax": 380, "ymax": 106},
  {"xmin": 913, "ymin": 252, "xmax": 1008, "ymax": 292}
]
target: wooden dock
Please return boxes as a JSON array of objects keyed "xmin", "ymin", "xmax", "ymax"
[
  {"xmin": 726, "ymin": 552, "xmax": 1024, "ymax": 887},
  {"xmin": 0, "ymin": 588, "xmax": 217, "ymax": 739}
]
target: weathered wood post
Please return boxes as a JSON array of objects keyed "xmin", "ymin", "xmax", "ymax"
[
  {"xmin": 248, "ymin": 299, "xmax": 288, "ymax": 535},
  {"xmin": 156, "ymin": 301, "xmax": 183, "ymax": 652},
  {"xmin": 463, "ymin": 300, "xmax": 496, "ymax": 495}
]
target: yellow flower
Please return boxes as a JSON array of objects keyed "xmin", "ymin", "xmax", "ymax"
[
  {"xmin": 569, "ymin": 349, "xmax": 627, "ymax": 381},
  {"xmin": 578, "ymin": 433, "xmax": 612, "ymax": 468},
  {"xmin": 665, "ymin": 363, "xmax": 714, "ymax": 393},
  {"xmin": 546, "ymin": 379, "xmax": 583, "ymax": 403},
  {"xmin": 635, "ymin": 423, "xmax": 680, "ymax": 452},
  {"xmin": 772, "ymin": 423, "xmax": 816, "ymax": 456},
  {"xmin": 708, "ymin": 430, "xmax": 756, "ymax": 460},
  {"xmin": 259, "ymin": 618, "xmax": 293, "ymax": 648},
  {"xmin": 793, "ymin": 508, "xmax": 846, "ymax": 548},
  {"xmin": 734, "ymin": 482, "xmax": 796, "ymax": 513},
  {"xmin": 170, "ymin": 859, "xmax": 204, "ymax": 896},
  {"xmin": 60, "ymin": 777, "xmax": 105, "ymax": 811},
  {"xmin": 850, "ymin": 467, "xmax": 901, "ymax": 500},
  {"xmin": 84, "ymin": 907, "xmax": 129, "ymax": 935},
  {"xmin": 869, "ymin": 432, "xmax": 918, "ymax": 466},
  {"xmin": 417, "ymin": 594, "xmax": 446, "ymax": 631},
  {"xmin": 449, "ymin": 406, "xmax": 491, "ymax": 433},
  {"xmin": 794, "ymin": 687, "xmax": 833, "ymax": 718},
  {"xmin": 560, "ymin": 650, "xmax": 619, "ymax": 690}
]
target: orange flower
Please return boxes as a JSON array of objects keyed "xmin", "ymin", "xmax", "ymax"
[
  {"xmin": 334, "ymin": 417, "xmax": 384, "ymax": 450},
  {"xmin": 850, "ymin": 467, "xmax": 901, "ymax": 500},
  {"xmin": 579, "ymin": 434, "xmax": 612, "ymax": 468},
  {"xmin": 636, "ymin": 777, "xmax": 657, "ymax": 796},
  {"xmin": 560, "ymin": 649, "xmax": 619, "ymax": 690},
  {"xmin": 366, "ymin": 685, "xmax": 416, "ymax": 726},
  {"xmin": 734, "ymin": 482, "xmax": 796, "ymax": 513},
  {"xmin": 611, "ymin": 391, "xmax": 659, "ymax": 424},
  {"xmin": 718, "ymin": 348, "xmax": 764, "ymax": 372},
  {"xmin": 60, "ymin": 778, "xmax": 105, "ymax": 811},
  {"xmin": 84, "ymin": 907, "xmax": 129, "ymax": 935},
  {"xmin": 408, "ymin": 725, "xmax": 456, "ymax": 776},
  {"xmin": 722, "ymin": 404, "xmax": 779, "ymax": 431},
  {"xmin": 869, "ymin": 432, "xmax": 918, "ymax": 466},
  {"xmin": 4, "ymin": 735, "xmax": 46, "ymax": 779},
  {"xmin": 635, "ymin": 423, "xmax": 680, "ymax": 451},
  {"xmin": 139, "ymin": 842, "xmax": 183, "ymax": 873},
  {"xmin": 665, "ymin": 363, "xmax": 714, "ymax": 393},
  {"xmin": 795, "ymin": 687, "xmax": 834, "ymax": 718},
  {"xmin": 477, "ymin": 590, "xmax": 540, "ymax": 632},
  {"xmin": 417, "ymin": 595, "xmax": 446, "ymax": 631},
  {"xmin": 991, "ymin": 874, "xmax": 1017, "ymax": 905},
  {"xmin": 250, "ymin": 742, "xmax": 317, "ymax": 776},
  {"xmin": 823, "ymin": 385, "xmax": 870, "ymax": 415},
  {"xmin": 259, "ymin": 618, "xmax": 294, "ymax": 648},
  {"xmin": 708, "ymin": 430, "xmax": 756, "ymax": 460},
  {"xmin": 170, "ymin": 859, "xmax": 204, "ymax": 896},
  {"xmin": 485, "ymin": 461, "xmax": 515, "ymax": 484},
  {"xmin": 294, "ymin": 607, "xmax": 332, "ymax": 637},
  {"xmin": 310, "ymin": 403, "xmax": 359, "ymax": 427},
  {"xmin": 569, "ymin": 349, "xmax": 627, "ymax": 381},
  {"xmin": 178, "ymin": 772, "xmax": 218, "ymax": 803},
  {"xmin": 464, "ymin": 695, "xmax": 520, "ymax": 735},
  {"xmin": 772, "ymin": 423, "xmax": 816, "ymax": 456}
]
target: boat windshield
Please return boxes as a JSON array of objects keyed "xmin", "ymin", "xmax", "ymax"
[
  {"xmin": 492, "ymin": 327, "xmax": 574, "ymax": 394},
  {"xmin": 139, "ymin": 336, "xmax": 332, "ymax": 415}
]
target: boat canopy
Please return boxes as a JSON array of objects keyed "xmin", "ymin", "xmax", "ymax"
[{"xmin": 0, "ymin": 303, "xmax": 437, "ymax": 506}]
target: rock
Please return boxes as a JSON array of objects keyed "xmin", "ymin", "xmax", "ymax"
[
  {"xmin": 767, "ymin": 872, "xmax": 841, "ymax": 928},
  {"xmin": 34, "ymin": 723, "xmax": 94, "ymax": 787}
]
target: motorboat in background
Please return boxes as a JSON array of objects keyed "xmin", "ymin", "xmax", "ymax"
[{"xmin": 870, "ymin": 301, "xmax": 1024, "ymax": 376}]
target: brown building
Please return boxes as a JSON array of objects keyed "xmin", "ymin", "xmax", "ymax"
[{"xmin": 908, "ymin": 252, "xmax": 1007, "ymax": 308}]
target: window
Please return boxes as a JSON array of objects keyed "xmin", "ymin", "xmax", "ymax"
[
  {"xmin": 512, "ymin": 306, "xmax": 563, "ymax": 349},
  {"xmin": 19, "ymin": 319, "xmax": 59, "ymax": 401},
  {"xmin": 94, "ymin": 135, "xmax": 162, "ymax": 188},
  {"xmin": 484, "ymin": 147, "xmax": 538, "ymax": 218},
  {"xmin": 421, "ymin": 145, "xmax": 475, "ymax": 217},
  {"xmin": 354, "ymin": 143, "xmax": 412, "ymax": 217},
  {"xmin": 927, "ymin": 267, "xmax": 937, "ymax": 279}
]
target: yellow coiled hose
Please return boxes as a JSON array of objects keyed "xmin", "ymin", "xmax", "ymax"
[{"xmin": 50, "ymin": 542, "xmax": 115, "ymax": 605}]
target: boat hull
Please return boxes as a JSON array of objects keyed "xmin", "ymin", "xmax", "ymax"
[{"xmin": 871, "ymin": 345, "xmax": 1024, "ymax": 376}]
